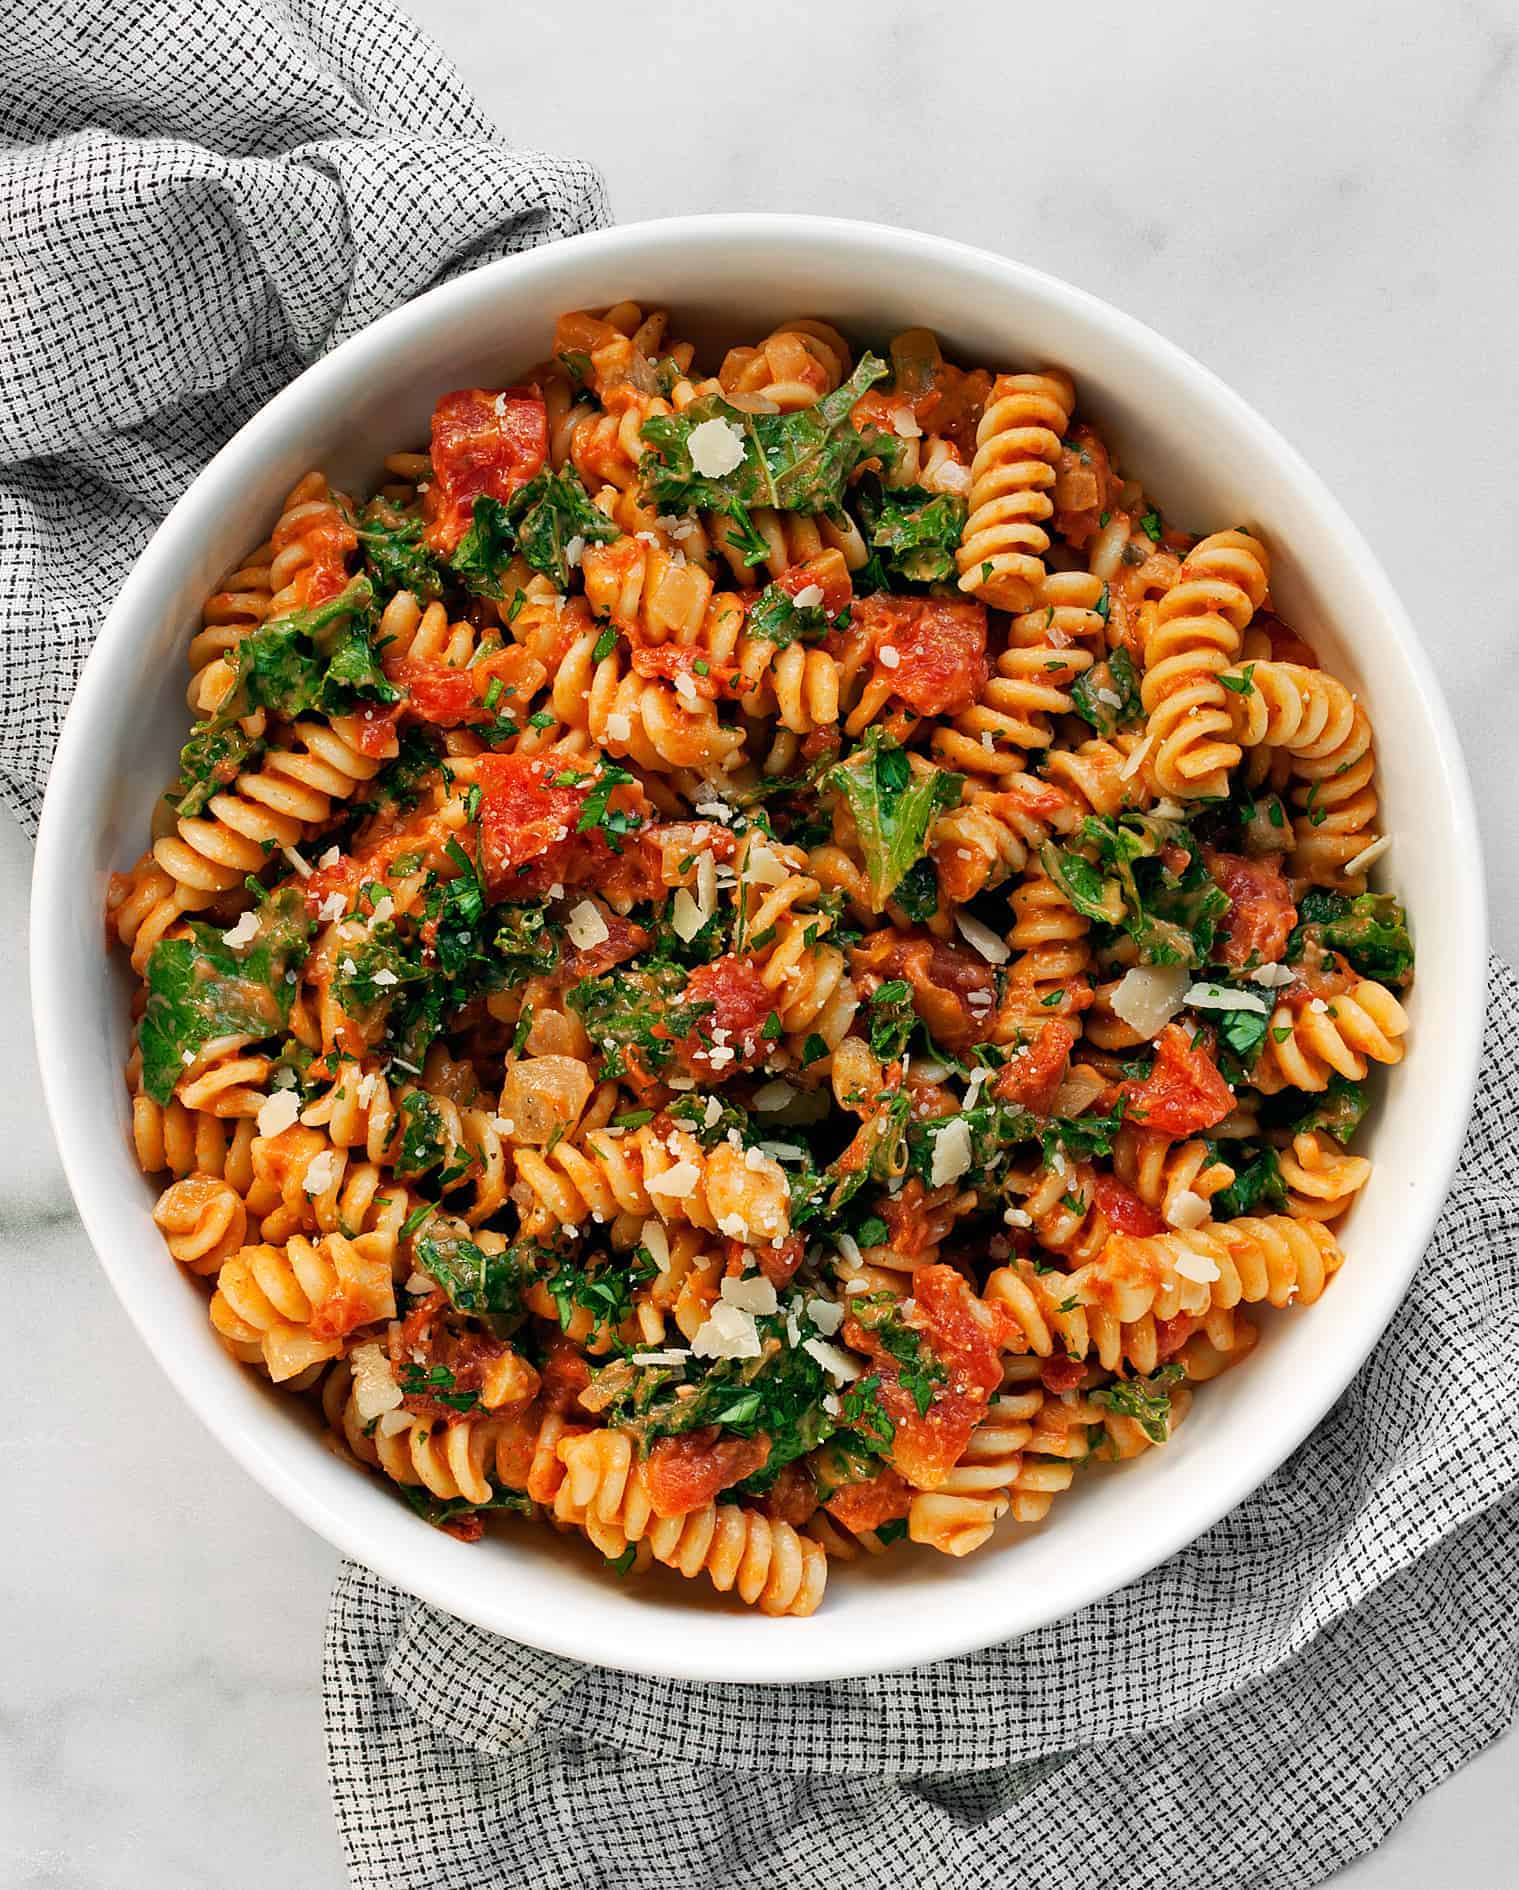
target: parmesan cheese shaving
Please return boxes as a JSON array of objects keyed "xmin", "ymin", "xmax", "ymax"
[
  {"xmin": 802, "ymin": 1337, "xmax": 864, "ymax": 1382},
  {"xmin": 604, "ymin": 711, "xmax": 632, "ymax": 742},
  {"xmin": 221, "ymin": 910, "xmax": 260, "ymax": 949},
  {"xmin": 807, "ymin": 1297, "xmax": 844, "ymax": 1336},
  {"xmin": 930, "ymin": 1117, "xmax": 973, "ymax": 1187},
  {"xmin": 954, "ymin": 911, "xmax": 1010, "ymax": 964},
  {"xmin": 791, "ymin": 583, "xmax": 824, "ymax": 610},
  {"xmin": 690, "ymin": 1300, "xmax": 762, "ymax": 1360},
  {"xmin": 721, "ymin": 1273, "xmax": 779, "ymax": 1315},
  {"xmin": 878, "ymin": 644, "xmax": 901, "ymax": 670},
  {"xmin": 1117, "ymin": 733, "xmax": 1154, "ymax": 781},
  {"xmin": 302, "ymin": 1149, "xmax": 340, "ymax": 1195},
  {"xmin": 1185, "ymin": 981, "xmax": 1268, "ymax": 1015},
  {"xmin": 646, "ymin": 1160, "xmax": 702, "ymax": 1198},
  {"xmin": 1164, "ymin": 1189, "xmax": 1211, "ymax": 1230},
  {"xmin": 1109, "ymin": 964, "xmax": 1189, "ymax": 1037},
  {"xmin": 1249, "ymin": 962, "xmax": 1297, "ymax": 988},
  {"xmin": 280, "ymin": 844, "xmax": 311, "ymax": 878},
  {"xmin": 752, "ymin": 1080, "xmax": 795, "ymax": 1112},
  {"xmin": 256, "ymin": 1088, "xmax": 301, "ymax": 1139},
  {"xmin": 1343, "ymin": 834, "xmax": 1391, "ymax": 875},
  {"xmin": 630, "ymin": 1349, "xmax": 688, "ymax": 1367},
  {"xmin": 1172, "ymin": 1243, "xmax": 1221, "ymax": 1284},
  {"xmin": 687, "ymin": 417, "xmax": 748, "ymax": 477}
]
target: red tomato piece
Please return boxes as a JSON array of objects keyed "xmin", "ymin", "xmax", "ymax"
[
  {"xmin": 852, "ymin": 929, "xmax": 998, "ymax": 1053},
  {"xmin": 993, "ymin": 1020, "xmax": 1078, "ymax": 1114},
  {"xmin": 422, "ymin": 387, "xmax": 548, "ymax": 556},
  {"xmin": 271, "ymin": 508, "xmax": 356, "ymax": 609},
  {"xmin": 844, "ymin": 1265, "xmax": 1009, "ymax": 1492},
  {"xmin": 776, "ymin": 550, "xmax": 853, "ymax": 620},
  {"xmin": 852, "ymin": 595, "xmax": 990, "ymax": 716},
  {"xmin": 1204, "ymin": 847, "xmax": 1298, "ymax": 969},
  {"xmin": 474, "ymin": 752, "xmax": 590, "ymax": 893},
  {"xmin": 1039, "ymin": 1355, "xmax": 1089, "ymax": 1394},
  {"xmin": 824, "ymin": 1464, "xmax": 913, "ymax": 1535},
  {"xmin": 538, "ymin": 1335, "xmax": 593, "ymax": 1415},
  {"xmin": 627, "ymin": 640, "xmax": 748, "ymax": 701},
  {"xmin": 669, "ymin": 953, "xmax": 774, "ymax": 1080},
  {"xmin": 559, "ymin": 911, "xmax": 650, "ymax": 984},
  {"xmin": 643, "ymin": 1431, "xmax": 771, "ymax": 1519},
  {"xmin": 1090, "ymin": 1173, "xmax": 1168, "ymax": 1238},
  {"xmin": 1119, "ymin": 1023, "xmax": 1235, "ymax": 1138}
]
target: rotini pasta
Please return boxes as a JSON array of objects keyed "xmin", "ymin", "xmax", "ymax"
[{"xmin": 111, "ymin": 307, "xmax": 1413, "ymax": 1611}]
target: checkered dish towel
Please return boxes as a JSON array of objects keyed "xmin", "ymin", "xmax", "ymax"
[{"xmin": 4, "ymin": 8, "xmax": 1516, "ymax": 1888}]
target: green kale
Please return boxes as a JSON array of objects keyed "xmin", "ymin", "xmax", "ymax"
[
  {"xmin": 1091, "ymin": 1364, "xmax": 1183, "ymax": 1444},
  {"xmin": 448, "ymin": 495, "xmax": 518, "ymax": 600},
  {"xmin": 175, "ymin": 579, "xmax": 390, "ymax": 814},
  {"xmin": 665, "ymin": 1091, "xmax": 753, "ymax": 1151},
  {"xmin": 138, "ymin": 887, "xmax": 311, "ymax": 1104},
  {"xmin": 357, "ymin": 499, "xmax": 445, "ymax": 602},
  {"xmin": 826, "ymin": 731, "xmax": 962, "ymax": 909},
  {"xmin": 1208, "ymin": 1143, "xmax": 1287, "ymax": 1219},
  {"xmin": 1070, "ymin": 647, "xmax": 1143, "ymax": 737},
  {"xmin": 546, "ymin": 1246, "xmax": 658, "ymax": 1340},
  {"xmin": 450, "ymin": 470, "xmax": 618, "ymax": 599},
  {"xmin": 509, "ymin": 467, "xmax": 619, "ymax": 591},
  {"xmin": 574, "ymin": 761, "xmax": 641, "ymax": 852},
  {"xmin": 493, "ymin": 904, "xmax": 559, "ymax": 980},
  {"xmin": 847, "ymin": 1293, "xmax": 946, "ymax": 1417},
  {"xmin": 1270, "ymin": 1073, "xmax": 1370, "ymax": 1146},
  {"xmin": 638, "ymin": 355, "xmax": 893, "ymax": 518},
  {"xmin": 1185, "ymin": 980, "xmax": 1271, "ymax": 1081},
  {"xmin": 855, "ymin": 479, "xmax": 967, "ymax": 584},
  {"xmin": 352, "ymin": 726, "xmax": 441, "ymax": 819},
  {"xmin": 744, "ymin": 581, "xmax": 832, "ymax": 648},
  {"xmin": 414, "ymin": 1230, "xmax": 533, "ymax": 1323},
  {"xmin": 867, "ymin": 979, "xmax": 917, "ymax": 1061},
  {"xmin": 892, "ymin": 854, "xmax": 940, "ymax": 924},
  {"xmin": 567, "ymin": 961, "xmax": 710, "ymax": 1081},
  {"xmin": 395, "ymin": 1091, "xmax": 449, "ymax": 1178},
  {"xmin": 1323, "ymin": 893, "xmax": 1414, "ymax": 986},
  {"xmin": 400, "ymin": 1484, "xmax": 532, "ymax": 1531},
  {"xmin": 1042, "ymin": 814, "xmax": 1229, "ymax": 968}
]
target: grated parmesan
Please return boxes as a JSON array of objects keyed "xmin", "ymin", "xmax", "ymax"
[
  {"xmin": 302, "ymin": 1149, "xmax": 340, "ymax": 1196},
  {"xmin": 721, "ymin": 1273, "xmax": 779, "ymax": 1316},
  {"xmin": 1165, "ymin": 1189, "xmax": 1211, "ymax": 1230},
  {"xmin": 566, "ymin": 901, "xmax": 610, "ymax": 950},
  {"xmin": 930, "ymin": 1117, "xmax": 973, "ymax": 1187},
  {"xmin": 791, "ymin": 583, "xmax": 824, "ymax": 610},
  {"xmin": 803, "ymin": 1337, "xmax": 864, "ymax": 1382},
  {"xmin": 1185, "ymin": 981, "xmax": 1268, "ymax": 1016},
  {"xmin": 1109, "ymin": 964, "xmax": 1189, "ymax": 1037},
  {"xmin": 1172, "ymin": 1243, "xmax": 1221, "ymax": 1284},
  {"xmin": 256, "ymin": 1088, "xmax": 301, "ymax": 1139},
  {"xmin": 221, "ymin": 910, "xmax": 260, "ymax": 949}
]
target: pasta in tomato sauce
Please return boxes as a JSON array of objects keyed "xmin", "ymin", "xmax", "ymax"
[{"xmin": 107, "ymin": 303, "xmax": 1412, "ymax": 1614}]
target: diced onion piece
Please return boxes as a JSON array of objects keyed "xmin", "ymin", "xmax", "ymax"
[
  {"xmin": 752, "ymin": 1080, "xmax": 795, "ymax": 1112},
  {"xmin": 1109, "ymin": 964, "xmax": 1189, "ymax": 1038},
  {"xmin": 497, "ymin": 1054, "xmax": 594, "ymax": 1146},
  {"xmin": 349, "ymin": 1341, "xmax": 403, "ymax": 1422}
]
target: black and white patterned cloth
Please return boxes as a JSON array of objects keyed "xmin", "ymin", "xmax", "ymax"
[
  {"xmin": 5, "ymin": 8, "xmax": 1516, "ymax": 1887},
  {"xmin": 0, "ymin": 0, "xmax": 607, "ymax": 836}
]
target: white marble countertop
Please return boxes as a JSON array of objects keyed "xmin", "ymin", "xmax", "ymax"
[{"xmin": 7, "ymin": 2, "xmax": 1516, "ymax": 1884}]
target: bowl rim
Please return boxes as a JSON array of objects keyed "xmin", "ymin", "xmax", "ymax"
[{"xmin": 31, "ymin": 212, "xmax": 1488, "ymax": 1682}]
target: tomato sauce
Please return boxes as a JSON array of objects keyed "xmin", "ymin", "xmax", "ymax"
[
  {"xmin": 1090, "ymin": 1173, "xmax": 1168, "ymax": 1238},
  {"xmin": 824, "ymin": 1464, "xmax": 913, "ymax": 1534}
]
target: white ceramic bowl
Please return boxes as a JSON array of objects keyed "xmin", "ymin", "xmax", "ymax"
[{"xmin": 32, "ymin": 216, "xmax": 1486, "ymax": 1682}]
